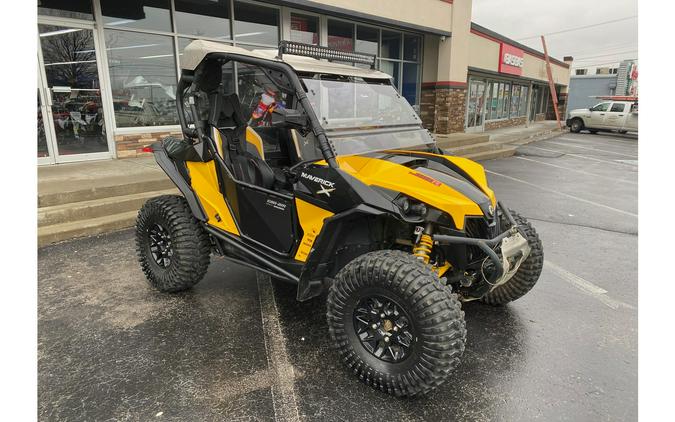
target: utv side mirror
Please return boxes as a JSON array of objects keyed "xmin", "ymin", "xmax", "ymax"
[{"xmin": 271, "ymin": 108, "xmax": 308, "ymax": 129}]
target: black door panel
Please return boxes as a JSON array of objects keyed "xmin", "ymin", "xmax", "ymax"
[{"xmin": 235, "ymin": 185, "xmax": 297, "ymax": 254}]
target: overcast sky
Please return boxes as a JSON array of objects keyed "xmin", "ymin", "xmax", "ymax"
[{"xmin": 471, "ymin": 0, "xmax": 638, "ymax": 70}]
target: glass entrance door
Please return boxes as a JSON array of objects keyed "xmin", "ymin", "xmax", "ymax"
[
  {"xmin": 38, "ymin": 22, "xmax": 112, "ymax": 163},
  {"xmin": 466, "ymin": 79, "xmax": 486, "ymax": 132}
]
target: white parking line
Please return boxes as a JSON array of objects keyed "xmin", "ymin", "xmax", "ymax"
[
  {"xmin": 545, "ymin": 260, "xmax": 636, "ymax": 310},
  {"xmin": 526, "ymin": 145, "xmax": 637, "ymax": 167},
  {"xmin": 556, "ymin": 137, "xmax": 639, "ymax": 154},
  {"xmin": 486, "ymin": 170, "xmax": 638, "ymax": 218},
  {"xmin": 567, "ymin": 135, "xmax": 638, "ymax": 146},
  {"xmin": 257, "ymin": 272, "xmax": 301, "ymax": 422},
  {"xmin": 545, "ymin": 139, "xmax": 638, "ymax": 158},
  {"xmin": 515, "ymin": 156, "xmax": 638, "ymax": 185}
]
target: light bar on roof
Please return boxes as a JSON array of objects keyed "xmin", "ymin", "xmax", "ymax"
[{"xmin": 278, "ymin": 41, "xmax": 377, "ymax": 68}]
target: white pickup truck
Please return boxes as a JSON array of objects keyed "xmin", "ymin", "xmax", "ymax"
[{"xmin": 566, "ymin": 97, "xmax": 638, "ymax": 134}]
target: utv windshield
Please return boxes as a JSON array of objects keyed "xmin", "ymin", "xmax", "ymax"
[{"xmin": 301, "ymin": 76, "xmax": 435, "ymax": 156}]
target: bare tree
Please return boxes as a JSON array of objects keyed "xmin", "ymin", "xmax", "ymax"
[{"xmin": 41, "ymin": 27, "xmax": 97, "ymax": 88}]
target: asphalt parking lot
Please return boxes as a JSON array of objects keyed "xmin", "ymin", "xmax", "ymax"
[{"xmin": 38, "ymin": 131, "xmax": 638, "ymax": 421}]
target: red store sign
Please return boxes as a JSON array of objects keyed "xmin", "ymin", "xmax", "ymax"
[{"xmin": 499, "ymin": 43, "xmax": 524, "ymax": 76}]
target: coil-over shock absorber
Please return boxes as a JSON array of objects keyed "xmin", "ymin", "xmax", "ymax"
[{"xmin": 412, "ymin": 224, "xmax": 434, "ymax": 263}]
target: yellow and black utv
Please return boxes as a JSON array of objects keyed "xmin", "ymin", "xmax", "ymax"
[{"xmin": 136, "ymin": 40, "xmax": 543, "ymax": 397}]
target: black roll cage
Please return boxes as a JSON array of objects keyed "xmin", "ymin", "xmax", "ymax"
[{"xmin": 176, "ymin": 52, "xmax": 339, "ymax": 168}]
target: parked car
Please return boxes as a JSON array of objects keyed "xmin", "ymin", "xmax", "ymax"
[{"xmin": 566, "ymin": 96, "xmax": 638, "ymax": 134}]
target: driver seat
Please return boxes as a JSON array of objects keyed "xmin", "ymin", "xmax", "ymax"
[{"xmin": 209, "ymin": 90, "xmax": 275, "ymax": 189}]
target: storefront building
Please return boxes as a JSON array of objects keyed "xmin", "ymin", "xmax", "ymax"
[{"xmin": 37, "ymin": 0, "xmax": 569, "ymax": 165}]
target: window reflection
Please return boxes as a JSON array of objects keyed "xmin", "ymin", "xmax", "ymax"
[
  {"xmin": 234, "ymin": 1, "xmax": 279, "ymax": 46},
  {"xmin": 175, "ymin": 0, "xmax": 231, "ymax": 40},
  {"xmin": 327, "ymin": 20, "xmax": 353, "ymax": 52},
  {"xmin": 290, "ymin": 13, "xmax": 319, "ymax": 45},
  {"xmin": 101, "ymin": 0, "xmax": 172, "ymax": 32},
  {"xmin": 381, "ymin": 31, "xmax": 401, "ymax": 59},
  {"xmin": 38, "ymin": 0, "xmax": 93, "ymax": 20},
  {"xmin": 356, "ymin": 26, "xmax": 378, "ymax": 55},
  {"xmin": 39, "ymin": 24, "xmax": 108, "ymax": 155},
  {"xmin": 105, "ymin": 30, "xmax": 178, "ymax": 127}
]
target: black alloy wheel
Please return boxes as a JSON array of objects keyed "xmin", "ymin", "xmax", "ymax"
[
  {"xmin": 327, "ymin": 250, "xmax": 466, "ymax": 397},
  {"xmin": 148, "ymin": 223, "xmax": 173, "ymax": 268},
  {"xmin": 352, "ymin": 295, "xmax": 415, "ymax": 363}
]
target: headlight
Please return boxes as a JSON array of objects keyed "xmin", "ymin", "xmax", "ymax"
[{"xmin": 395, "ymin": 195, "xmax": 427, "ymax": 218}]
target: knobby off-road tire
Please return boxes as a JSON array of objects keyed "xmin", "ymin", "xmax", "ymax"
[
  {"xmin": 481, "ymin": 209, "xmax": 544, "ymax": 306},
  {"xmin": 327, "ymin": 250, "xmax": 466, "ymax": 397},
  {"xmin": 136, "ymin": 195, "xmax": 211, "ymax": 293}
]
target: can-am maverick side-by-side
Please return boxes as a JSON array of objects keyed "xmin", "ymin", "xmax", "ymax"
[{"xmin": 136, "ymin": 41, "xmax": 544, "ymax": 397}]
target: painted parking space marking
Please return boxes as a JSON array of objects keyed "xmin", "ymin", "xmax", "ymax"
[
  {"xmin": 557, "ymin": 135, "xmax": 638, "ymax": 149},
  {"xmin": 486, "ymin": 170, "xmax": 638, "ymax": 218},
  {"xmin": 526, "ymin": 145, "xmax": 637, "ymax": 167},
  {"xmin": 545, "ymin": 260, "xmax": 636, "ymax": 310},
  {"xmin": 515, "ymin": 156, "xmax": 637, "ymax": 185},
  {"xmin": 257, "ymin": 272, "xmax": 301, "ymax": 422},
  {"xmin": 545, "ymin": 139, "xmax": 638, "ymax": 158}
]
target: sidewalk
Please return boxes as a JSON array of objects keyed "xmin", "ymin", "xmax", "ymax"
[
  {"xmin": 435, "ymin": 120, "xmax": 566, "ymax": 161},
  {"xmin": 37, "ymin": 122, "xmax": 565, "ymax": 246}
]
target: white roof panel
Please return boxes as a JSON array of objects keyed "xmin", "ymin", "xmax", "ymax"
[{"xmin": 181, "ymin": 40, "xmax": 392, "ymax": 80}]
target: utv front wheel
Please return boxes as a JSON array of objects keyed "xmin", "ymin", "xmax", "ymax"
[
  {"xmin": 327, "ymin": 250, "xmax": 466, "ymax": 397},
  {"xmin": 136, "ymin": 195, "xmax": 211, "ymax": 292},
  {"xmin": 481, "ymin": 210, "xmax": 544, "ymax": 305}
]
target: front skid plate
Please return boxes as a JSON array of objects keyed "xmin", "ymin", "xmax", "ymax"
[{"xmin": 489, "ymin": 231, "xmax": 531, "ymax": 288}]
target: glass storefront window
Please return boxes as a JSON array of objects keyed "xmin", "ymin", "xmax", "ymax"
[
  {"xmin": 402, "ymin": 63, "xmax": 419, "ymax": 106},
  {"xmin": 502, "ymin": 83, "xmax": 511, "ymax": 119},
  {"xmin": 510, "ymin": 85, "xmax": 520, "ymax": 117},
  {"xmin": 101, "ymin": 0, "xmax": 172, "ymax": 32},
  {"xmin": 488, "ymin": 82, "xmax": 497, "ymax": 120},
  {"xmin": 519, "ymin": 86, "xmax": 528, "ymax": 117},
  {"xmin": 175, "ymin": 0, "xmax": 231, "ymax": 40},
  {"xmin": 38, "ymin": 0, "xmax": 93, "ymax": 20},
  {"xmin": 380, "ymin": 61, "xmax": 400, "ymax": 92},
  {"xmin": 381, "ymin": 30, "xmax": 401, "ymax": 59},
  {"xmin": 328, "ymin": 20, "xmax": 354, "ymax": 52},
  {"xmin": 290, "ymin": 13, "xmax": 319, "ymax": 45},
  {"xmin": 105, "ymin": 30, "xmax": 178, "ymax": 127},
  {"xmin": 356, "ymin": 26, "xmax": 378, "ymax": 55},
  {"xmin": 234, "ymin": 1, "xmax": 279, "ymax": 46},
  {"xmin": 496, "ymin": 83, "xmax": 504, "ymax": 119},
  {"xmin": 403, "ymin": 34, "xmax": 421, "ymax": 61}
]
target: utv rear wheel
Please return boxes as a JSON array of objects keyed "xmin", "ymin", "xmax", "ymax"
[
  {"xmin": 136, "ymin": 195, "xmax": 211, "ymax": 293},
  {"xmin": 327, "ymin": 250, "xmax": 466, "ymax": 397},
  {"xmin": 481, "ymin": 210, "xmax": 544, "ymax": 305}
]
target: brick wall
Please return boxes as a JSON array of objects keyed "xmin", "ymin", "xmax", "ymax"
[
  {"xmin": 484, "ymin": 116, "xmax": 527, "ymax": 131},
  {"xmin": 433, "ymin": 87, "xmax": 467, "ymax": 134},
  {"xmin": 534, "ymin": 113, "xmax": 546, "ymax": 122},
  {"xmin": 114, "ymin": 130, "xmax": 182, "ymax": 158},
  {"xmin": 420, "ymin": 88, "xmax": 437, "ymax": 131}
]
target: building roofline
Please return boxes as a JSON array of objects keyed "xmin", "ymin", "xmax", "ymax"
[
  {"xmin": 470, "ymin": 22, "xmax": 570, "ymax": 69},
  {"xmin": 262, "ymin": 0, "xmax": 452, "ymax": 36}
]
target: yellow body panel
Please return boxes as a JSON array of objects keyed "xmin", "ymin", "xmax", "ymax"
[
  {"xmin": 245, "ymin": 127, "xmax": 265, "ymax": 158},
  {"xmin": 388, "ymin": 150, "xmax": 496, "ymax": 206},
  {"xmin": 294, "ymin": 198, "xmax": 334, "ymax": 262},
  {"xmin": 335, "ymin": 154, "xmax": 490, "ymax": 230},
  {"xmin": 186, "ymin": 161, "xmax": 240, "ymax": 235}
]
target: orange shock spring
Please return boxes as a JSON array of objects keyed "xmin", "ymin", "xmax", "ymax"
[{"xmin": 413, "ymin": 234, "xmax": 434, "ymax": 263}]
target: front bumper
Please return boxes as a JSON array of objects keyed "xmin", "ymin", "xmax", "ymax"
[{"xmin": 433, "ymin": 202, "xmax": 531, "ymax": 287}]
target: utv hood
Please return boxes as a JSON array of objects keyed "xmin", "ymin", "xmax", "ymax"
[{"xmin": 335, "ymin": 151, "xmax": 496, "ymax": 230}]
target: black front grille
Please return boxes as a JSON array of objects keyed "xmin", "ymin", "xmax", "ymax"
[{"xmin": 465, "ymin": 217, "xmax": 491, "ymax": 239}]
